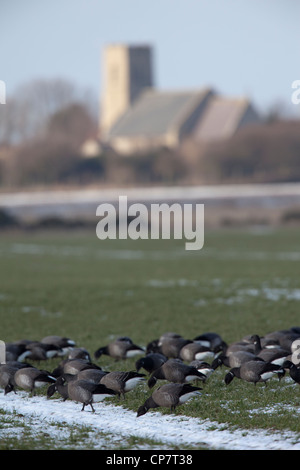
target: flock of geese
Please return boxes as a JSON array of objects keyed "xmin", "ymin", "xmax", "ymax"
[{"xmin": 0, "ymin": 327, "xmax": 300, "ymax": 417}]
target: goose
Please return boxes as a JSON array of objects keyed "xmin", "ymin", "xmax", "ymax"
[
  {"xmin": 94, "ymin": 337, "xmax": 144, "ymax": 360},
  {"xmin": 146, "ymin": 333, "xmax": 183, "ymax": 354},
  {"xmin": 179, "ymin": 342, "xmax": 215, "ymax": 363},
  {"xmin": 100, "ymin": 370, "xmax": 145, "ymax": 398},
  {"xmin": 135, "ymin": 353, "xmax": 167, "ymax": 374},
  {"xmin": 47, "ymin": 375, "xmax": 69, "ymax": 401},
  {"xmin": 0, "ymin": 363, "xmax": 29, "ymax": 394},
  {"xmin": 147, "ymin": 359, "xmax": 206, "ymax": 388},
  {"xmin": 21, "ymin": 341, "xmax": 63, "ymax": 361},
  {"xmin": 158, "ymin": 336, "xmax": 193, "ymax": 359},
  {"xmin": 0, "ymin": 365, "xmax": 18, "ymax": 395},
  {"xmin": 242, "ymin": 334, "xmax": 280, "ymax": 350},
  {"xmin": 146, "ymin": 339, "xmax": 161, "ymax": 354},
  {"xmin": 188, "ymin": 360, "xmax": 214, "ymax": 381},
  {"xmin": 137, "ymin": 383, "xmax": 202, "ymax": 416},
  {"xmin": 67, "ymin": 347, "xmax": 91, "ymax": 362},
  {"xmin": 211, "ymin": 350, "xmax": 259, "ymax": 370},
  {"xmin": 5, "ymin": 340, "xmax": 35, "ymax": 362},
  {"xmin": 282, "ymin": 360, "xmax": 300, "ymax": 385},
  {"xmin": 250, "ymin": 335, "xmax": 290, "ymax": 366},
  {"xmin": 279, "ymin": 332, "xmax": 300, "ymax": 352},
  {"xmin": 193, "ymin": 332, "xmax": 227, "ymax": 353},
  {"xmin": 265, "ymin": 326, "xmax": 300, "ymax": 338},
  {"xmin": 50, "ymin": 369, "xmax": 108, "ymax": 386},
  {"xmin": 264, "ymin": 329, "xmax": 289, "ymax": 342},
  {"xmin": 63, "ymin": 359, "xmax": 103, "ymax": 375},
  {"xmin": 14, "ymin": 367, "xmax": 56, "ymax": 394},
  {"xmin": 224, "ymin": 359, "xmax": 283, "ymax": 386},
  {"xmin": 0, "ymin": 361, "xmax": 33, "ymax": 394},
  {"xmin": 224, "ymin": 341, "xmax": 255, "ymax": 356},
  {"xmin": 41, "ymin": 335, "xmax": 76, "ymax": 351},
  {"xmin": 76, "ymin": 368, "xmax": 108, "ymax": 383},
  {"xmin": 67, "ymin": 379, "xmax": 117, "ymax": 411},
  {"xmin": 52, "ymin": 358, "xmax": 102, "ymax": 377},
  {"xmin": 158, "ymin": 332, "xmax": 183, "ymax": 343},
  {"xmin": 0, "ymin": 360, "xmax": 33, "ymax": 369}
]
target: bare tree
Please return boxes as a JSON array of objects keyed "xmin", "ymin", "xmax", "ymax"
[
  {"xmin": 47, "ymin": 102, "xmax": 98, "ymax": 148},
  {"xmin": 0, "ymin": 78, "xmax": 97, "ymax": 145}
]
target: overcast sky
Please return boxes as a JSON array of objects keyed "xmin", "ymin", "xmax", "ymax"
[{"xmin": 1, "ymin": 0, "xmax": 299, "ymax": 117}]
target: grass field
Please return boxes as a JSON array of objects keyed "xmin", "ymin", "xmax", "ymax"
[{"xmin": 0, "ymin": 226, "xmax": 300, "ymax": 449}]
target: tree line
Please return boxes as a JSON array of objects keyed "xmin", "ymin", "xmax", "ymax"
[{"xmin": 0, "ymin": 78, "xmax": 299, "ymax": 188}]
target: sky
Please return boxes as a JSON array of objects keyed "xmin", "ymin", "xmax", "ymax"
[{"xmin": 0, "ymin": 0, "xmax": 299, "ymax": 117}]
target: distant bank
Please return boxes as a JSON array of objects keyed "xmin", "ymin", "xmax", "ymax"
[{"xmin": 1, "ymin": 182, "xmax": 300, "ymax": 227}]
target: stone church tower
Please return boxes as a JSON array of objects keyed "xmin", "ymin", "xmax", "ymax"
[{"xmin": 100, "ymin": 44, "xmax": 154, "ymax": 137}]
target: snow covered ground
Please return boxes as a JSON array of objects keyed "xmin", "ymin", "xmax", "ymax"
[{"xmin": 0, "ymin": 390, "xmax": 299, "ymax": 450}]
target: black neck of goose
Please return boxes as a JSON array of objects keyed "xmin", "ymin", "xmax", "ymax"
[
  {"xmin": 231, "ymin": 367, "xmax": 241, "ymax": 378},
  {"xmin": 148, "ymin": 375, "xmax": 158, "ymax": 388},
  {"xmin": 135, "ymin": 358, "xmax": 144, "ymax": 372},
  {"xmin": 95, "ymin": 346, "xmax": 108, "ymax": 359},
  {"xmin": 144, "ymin": 396, "xmax": 159, "ymax": 411},
  {"xmin": 137, "ymin": 396, "xmax": 159, "ymax": 417},
  {"xmin": 211, "ymin": 355, "xmax": 225, "ymax": 369},
  {"xmin": 252, "ymin": 335, "xmax": 262, "ymax": 354},
  {"xmin": 217, "ymin": 341, "xmax": 228, "ymax": 354}
]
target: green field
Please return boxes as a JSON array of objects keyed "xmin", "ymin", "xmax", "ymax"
[{"xmin": 0, "ymin": 226, "xmax": 300, "ymax": 448}]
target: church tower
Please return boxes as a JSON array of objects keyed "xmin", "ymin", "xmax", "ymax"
[{"xmin": 100, "ymin": 44, "xmax": 154, "ymax": 137}]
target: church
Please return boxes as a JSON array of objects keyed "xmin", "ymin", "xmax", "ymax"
[{"xmin": 84, "ymin": 44, "xmax": 260, "ymax": 156}]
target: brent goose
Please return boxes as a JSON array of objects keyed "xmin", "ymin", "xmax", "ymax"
[
  {"xmin": 137, "ymin": 383, "xmax": 202, "ymax": 416},
  {"xmin": 67, "ymin": 347, "xmax": 91, "ymax": 362},
  {"xmin": 67, "ymin": 379, "xmax": 117, "ymax": 411},
  {"xmin": 14, "ymin": 367, "xmax": 56, "ymax": 394},
  {"xmin": 22, "ymin": 342, "xmax": 63, "ymax": 361},
  {"xmin": 76, "ymin": 368, "xmax": 108, "ymax": 383},
  {"xmin": 188, "ymin": 360, "xmax": 214, "ymax": 381},
  {"xmin": 193, "ymin": 332, "xmax": 227, "ymax": 353},
  {"xmin": 94, "ymin": 337, "xmax": 144, "ymax": 360},
  {"xmin": 0, "ymin": 363, "xmax": 31, "ymax": 394},
  {"xmin": 135, "ymin": 353, "xmax": 167, "ymax": 374},
  {"xmin": 47, "ymin": 375, "xmax": 69, "ymax": 400},
  {"xmin": 5, "ymin": 340, "xmax": 35, "ymax": 362},
  {"xmin": 41, "ymin": 335, "xmax": 76, "ymax": 354},
  {"xmin": 52, "ymin": 358, "xmax": 102, "ymax": 377},
  {"xmin": 159, "ymin": 337, "xmax": 193, "ymax": 359},
  {"xmin": 179, "ymin": 342, "xmax": 215, "ymax": 362},
  {"xmin": 100, "ymin": 370, "xmax": 145, "ymax": 398},
  {"xmin": 225, "ymin": 359, "xmax": 283, "ymax": 386},
  {"xmin": 211, "ymin": 350, "xmax": 259, "ymax": 370},
  {"xmin": 283, "ymin": 360, "xmax": 300, "ymax": 385},
  {"xmin": 147, "ymin": 359, "xmax": 206, "ymax": 388},
  {"xmin": 250, "ymin": 335, "xmax": 290, "ymax": 366}
]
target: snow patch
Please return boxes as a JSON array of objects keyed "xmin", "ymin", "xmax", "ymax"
[{"xmin": 0, "ymin": 391, "xmax": 299, "ymax": 450}]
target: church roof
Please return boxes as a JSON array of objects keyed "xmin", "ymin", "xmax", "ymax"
[
  {"xmin": 193, "ymin": 96, "xmax": 257, "ymax": 141},
  {"xmin": 108, "ymin": 88, "xmax": 213, "ymax": 138}
]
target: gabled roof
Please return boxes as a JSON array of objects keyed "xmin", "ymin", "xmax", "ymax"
[
  {"xmin": 108, "ymin": 88, "xmax": 213, "ymax": 138},
  {"xmin": 193, "ymin": 96, "xmax": 258, "ymax": 141}
]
